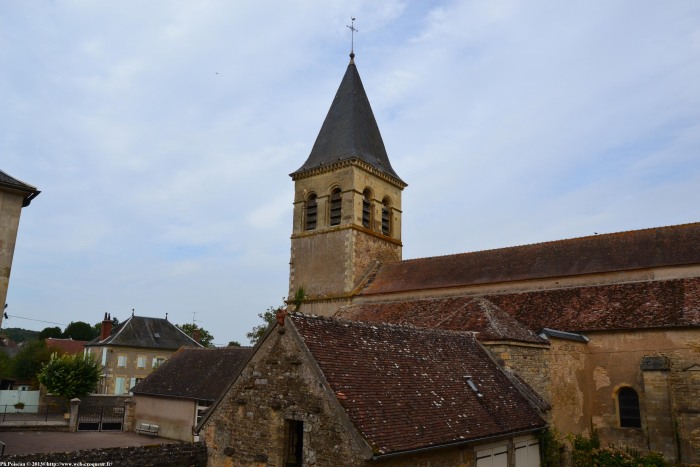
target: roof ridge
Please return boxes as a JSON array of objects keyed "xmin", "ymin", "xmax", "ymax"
[{"xmin": 292, "ymin": 312, "xmax": 478, "ymax": 338}]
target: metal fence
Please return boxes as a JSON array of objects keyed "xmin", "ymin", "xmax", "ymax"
[{"xmin": 0, "ymin": 404, "xmax": 69, "ymax": 422}]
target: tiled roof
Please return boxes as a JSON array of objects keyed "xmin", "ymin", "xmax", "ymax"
[
  {"xmin": 132, "ymin": 347, "xmax": 253, "ymax": 401},
  {"xmin": 291, "ymin": 314, "xmax": 545, "ymax": 456},
  {"xmin": 85, "ymin": 315, "xmax": 201, "ymax": 350},
  {"xmin": 46, "ymin": 338, "xmax": 88, "ymax": 354},
  {"xmin": 290, "ymin": 59, "xmax": 404, "ymax": 184},
  {"xmin": 0, "ymin": 169, "xmax": 40, "ymax": 206},
  {"xmin": 486, "ymin": 277, "xmax": 700, "ymax": 333},
  {"xmin": 337, "ymin": 297, "xmax": 546, "ymax": 344},
  {"xmin": 361, "ymin": 223, "xmax": 700, "ymax": 295}
]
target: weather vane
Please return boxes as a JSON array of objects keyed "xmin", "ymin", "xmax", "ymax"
[{"xmin": 347, "ymin": 17, "xmax": 357, "ymax": 58}]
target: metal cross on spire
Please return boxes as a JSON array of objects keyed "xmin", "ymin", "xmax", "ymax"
[{"xmin": 347, "ymin": 17, "xmax": 357, "ymax": 59}]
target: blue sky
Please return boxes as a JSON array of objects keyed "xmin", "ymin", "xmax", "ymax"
[{"xmin": 1, "ymin": 1, "xmax": 699, "ymax": 346}]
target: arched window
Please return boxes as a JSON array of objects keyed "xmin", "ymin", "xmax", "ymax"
[
  {"xmin": 305, "ymin": 194, "xmax": 317, "ymax": 230},
  {"xmin": 329, "ymin": 188, "xmax": 342, "ymax": 226},
  {"xmin": 381, "ymin": 198, "xmax": 391, "ymax": 236},
  {"xmin": 618, "ymin": 387, "xmax": 641, "ymax": 428},
  {"xmin": 362, "ymin": 189, "xmax": 372, "ymax": 229}
]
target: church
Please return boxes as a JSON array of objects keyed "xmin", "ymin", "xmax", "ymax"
[{"xmin": 199, "ymin": 53, "xmax": 700, "ymax": 466}]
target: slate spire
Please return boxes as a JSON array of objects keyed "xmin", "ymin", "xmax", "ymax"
[{"xmin": 291, "ymin": 55, "xmax": 403, "ymax": 184}]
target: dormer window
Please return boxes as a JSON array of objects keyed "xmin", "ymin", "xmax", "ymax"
[
  {"xmin": 381, "ymin": 198, "xmax": 391, "ymax": 236},
  {"xmin": 305, "ymin": 194, "xmax": 317, "ymax": 230},
  {"xmin": 329, "ymin": 188, "xmax": 342, "ymax": 226},
  {"xmin": 362, "ymin": 189, "xmax": 372, "ymax": 228}
]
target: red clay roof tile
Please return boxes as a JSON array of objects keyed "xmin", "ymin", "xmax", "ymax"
[
  {"xmin": 361, "ymin": 223, "xmax": 700, "ymax": 295},
  {"xmin": 291, "ymin": 314, "xmax": 545, "ymax": 456},
  {"xmin": 486, "ymin": 277, "xmax": 700, "ymax": 332},
  {"xmin": 337, "ymin": 297, "xmax": 546, "ymax": 344}
]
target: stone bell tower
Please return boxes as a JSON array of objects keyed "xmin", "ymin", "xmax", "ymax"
[{"xmin": 289, "ymin": 53, "xmax": 407, "ymax": 316}]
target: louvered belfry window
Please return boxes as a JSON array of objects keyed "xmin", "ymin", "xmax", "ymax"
[
  {"xmin": 618, "ymin": 387, "xmax": 642, "ymax": 428},
  {"xmin": 362, "ymin": 189, "xmax": 372, "ymax": 228},
  {"xmin": 305, "ymin": 194, "xmax": 317, "ymax": 230},
  {"xmin": 329, "ymin": 188, "xmax": 342, "ymax": 226},
  {"xmin": 381, "ymin": 198, "xmax": 391, "ymax": 236}
]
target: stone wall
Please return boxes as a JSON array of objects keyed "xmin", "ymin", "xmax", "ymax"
[
  {"xmin": 0, "ymin": 189, "xmax": 25, "ymax": 329},
  {"xmin": 485, "ymin": 342, "xmax": 551, "ymax": 406},
  {"xmin": 1, "ymin": 442, "xmax": 206, "ymax": 467},
  {"xmin": 527, "ymin": 329, "xmax": 700, "ymax": 465}
]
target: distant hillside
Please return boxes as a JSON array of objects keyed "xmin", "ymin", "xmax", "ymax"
[{"xmin": 1, "ymin": 328, "xmax": 39, "ymax": 343}]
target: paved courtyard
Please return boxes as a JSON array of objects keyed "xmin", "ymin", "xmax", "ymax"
[{"xmin": 0, "ymin": 430, "xmax": 178, "ymax": 456}]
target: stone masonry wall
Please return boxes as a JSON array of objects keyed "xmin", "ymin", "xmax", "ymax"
[
  {"xmin": 202, "ymin": 324, "xmax": 371, "ymax": 466},
  {"xmin": 485, "ymin": 343, "xmax": 550, "ymax": 407},
  {"xmin": 1, "ymin": 442, "xmax": 206, "ymax": 467}
]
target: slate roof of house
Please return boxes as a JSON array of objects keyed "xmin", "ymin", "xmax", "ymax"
[
  {"xmin": 0, "ymin": 169, "xmax": 40, "ymax": 206},
  {"xmin": 85, "ymin": 315, "xmax": 201, "ymax": 350},
  {"xmin": 46, "ymin": 338, "xmax": 88, "ymax": 354},
  {"xmin": 290, "ymin": 314, "xmax": 546, "ymax": 457},
  {"xmin": 132, "ymin": 347, "xmax": 254, "ymax": 401},
  {"xmin": 290, "ymin": 57, "xmax": 404, "ymax": 185},
  {"xmin": 360, "ymin": 223, "xmax": 700, "ymax": 296},
  {"xmin": 486, "ymin": 277, "xmax": 700, "ymax": 333},
  {"xmin": 337, "ymin": 297, "xmax": 546, "ymax": 344}
]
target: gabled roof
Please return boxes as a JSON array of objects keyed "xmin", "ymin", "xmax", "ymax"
[
  {"xmin": 132, "ymin": 347, "xmax": 253, "ymax": 401},
  {"xmin": 337, "ymin": 297, "xmax": 546, "ymax": 344},
  {"xmin": 0, "ymin": 170, "xmax": 40, "ymax": 207},
  {"xmin": 85, "ymin": 315, "xmax": 201, "ymax": 350},
  {"xmin": 487, "ymin": 277, "xmax": 700, "ymax": 333},
  {"xmin": 290, "ymin": 314, "xmax": 545, "ymax": 457},
  {"xmin": 290, "ymin": 57, "xmax": 404, "ymax": 185},
  {"xmin": 46, "ymin": 338, "xmax": 88, "ymax": 354},
  {"xmin": 361, "ymin": 223, "xmax": 700, "ymax": 296}
]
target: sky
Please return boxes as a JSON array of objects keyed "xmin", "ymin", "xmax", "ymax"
[{"xmin": 1, "ymin": 1, "xmax": 699, "ymax": 347}]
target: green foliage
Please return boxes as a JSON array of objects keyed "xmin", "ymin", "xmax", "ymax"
[
  {"xmin": 38, "ymin": 352, "xmax": 102, "ymax": 400},
  {"xmin": 0, "ymin": 351, "xmax": 13, "ymax": 379},
  {"xmin": 539, "ymin": 429, "xmax": 564, "ymax": 466},
  {"xmin": 177, "ymin": 323, "xmax": 215, "ymax": 347},
  {"xmin": 246, "ymin": 306, "xmax": 280, "ymax": 345},
  {"xmin": 227, "ymin": 341, "xmax": 242, "ymax": 347},
  {"xmin": 63, "ymin": 321, "xmax": 98, "ymax": 340},
  {"xmin": 39, "ymin": 326, "xmax": 62, "ymax": 340},
  {"xmin": 12, "ymin": 339, "xmax": 54, "ymax": 384},
  {"xmin": 2, "ymin": 327, "xmax": 40, "ymax": 343},
  {"xmin": 554, "ymin": 431, "xmax": 669, "ymax": 467},
  {"xmin": 293, "ymin": 286, "xmax": 306, "ymax": 310}
]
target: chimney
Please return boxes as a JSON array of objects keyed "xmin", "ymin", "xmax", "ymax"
[
  {"xmin": 100, "ymin": 313, "xmax": 113, "ymax": 341},
  {"xmin": 192, "ymin": 329, "xmax": 202, "ymax": 344}
]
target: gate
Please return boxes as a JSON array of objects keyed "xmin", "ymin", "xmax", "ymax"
[{"xmin": 77, "ymin": 403, "xmax": 125, "ymax": 431}]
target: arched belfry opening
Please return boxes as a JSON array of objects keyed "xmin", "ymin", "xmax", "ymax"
[{"xmin": 289, "ymin": 54, "xmax": 407, "ymax": 316}]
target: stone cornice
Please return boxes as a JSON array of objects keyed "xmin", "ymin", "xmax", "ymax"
[
  {"xmin": 290, "ymin": 158, "xmax": 407, "ymax": 190},
  {"xmin": 291, "ymin": 223, "xmax": 403, "ymax": 246}
]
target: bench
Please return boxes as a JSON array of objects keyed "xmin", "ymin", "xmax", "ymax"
[{"xmin": 135, "ymin": 422, "xmax": 159, "ymax": 436}]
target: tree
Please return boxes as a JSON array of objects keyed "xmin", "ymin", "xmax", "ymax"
[
  {"xmin": 177, "ymin": 323, "xmax": 215, "ymax": 347},
  {"xmin": 38, "ymin": 326, "xmax": 62, "ymax": 340},
  {"xmin": 246, "ymin": 306, "xmax": 281, "ymax": 345},
  {"xmin": 12, "ymin": 340, "xmax": 54, "ymax": 384},
  {"xmin": 38, "ymin": 352, "xmax": 102, "ymax": 400},
  {"xmin": 227, "ymin": 341, "xmax": 242, "ymax": 347},
  {"xmin": 62, "ymin": 321, "xmax": 97, "ymax": 341},
  {"xmin": 0, "ymin": 351, "xmax": 13, "ymax": 379}
]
